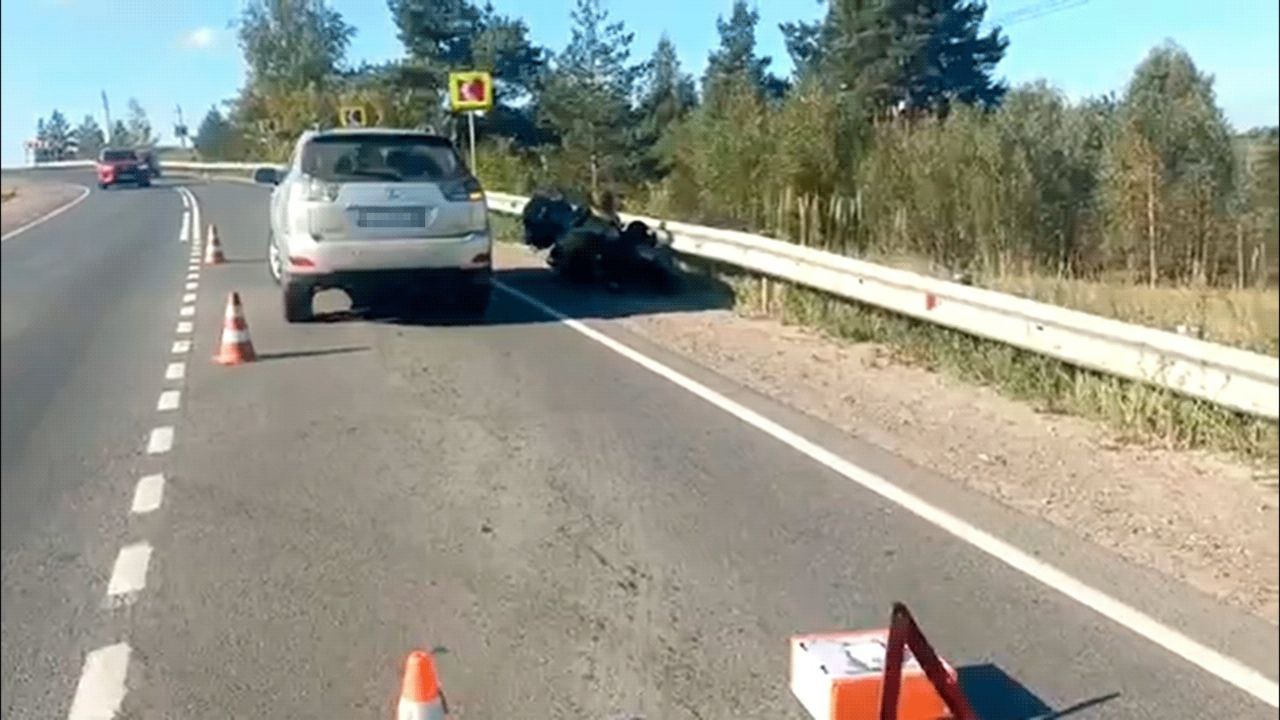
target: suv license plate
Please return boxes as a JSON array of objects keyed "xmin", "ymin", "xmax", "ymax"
[{"xmin": 358, "ymin": 208, "xmax": 426, "ymax": 229}]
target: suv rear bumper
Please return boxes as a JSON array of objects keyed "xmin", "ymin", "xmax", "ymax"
[
  {"xmin": 282, "ymin": 230, "xmax": 491, "ymax": 274},
  {"xmin": 288, "ymin": 266, "xmax": 492, "ymax": 295}
]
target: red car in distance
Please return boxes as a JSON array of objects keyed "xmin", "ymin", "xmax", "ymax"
[{"xmin": 96, "ymin": 148, "xmax": 151, "ymax": 189}]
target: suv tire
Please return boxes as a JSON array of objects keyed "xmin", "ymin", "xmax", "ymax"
[{"xmin": 283, "ymin": 281, "xmax": 313, "ymax": 323}]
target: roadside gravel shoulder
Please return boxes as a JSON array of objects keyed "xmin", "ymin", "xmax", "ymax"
[
  {"xmin": 494, "ymin": 242, "xmax": 1280, "ymax": 625},
  {"xmin": 0, "ymin": 178, "xmax": 87, "ymax": 237}
]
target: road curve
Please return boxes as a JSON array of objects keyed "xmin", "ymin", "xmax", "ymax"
[{"xmin": 2, "ymin": 171, "xmax": 1277, "ymax": 719}]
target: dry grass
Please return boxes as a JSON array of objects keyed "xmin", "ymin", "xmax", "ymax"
[
  {"xmin": 985, "ymin": 275, "xmax": 1279, "ymax": 357},
  {"xmin": 1, "ymin": 186, "xmax": 15, "ymax": 203}
]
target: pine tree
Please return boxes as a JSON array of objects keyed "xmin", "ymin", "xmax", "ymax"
[
  {"xmin": 801, "ymin": 0, "xmax": 1007, "ymax": 117},
  {"xmin": 44, "ymin": 110, "xmax": 73, "ymax": 160},
  {"xmin": 74, "ymin": 115, "xmax": 107, "ymax": 159},
  {"xmin": 110, "ymin": 120, "xmax": 134, "ymax": 149},
  {"xmin": 703, "ymin": 0, "xmax": 786, "ymax": 104},
  {"xmin": 388, "ymin": 0, "xmax": 547, "ymax": 144},
  {"xmin": 388, "ymin": 0, "xmax": 479, "ymax": 67},
  {"xmin": 195, "ymin": 107, "xmax": 234, "ymax": 159},
  {"xmin": 538, "ymin": 0, "xmax": 640, "ymax": 196},
  {"xmin": 636, "ymin": 34, "xmax": 696, "ymax": 177}
]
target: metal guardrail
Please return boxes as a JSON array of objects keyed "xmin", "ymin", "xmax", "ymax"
[
  {"xmin": 14, "ymin": 161, "xmax": 1278, "ymax": 419},
  {"xmin": 486, "ymin": 192, "xmax": 1279, "ymax": 420}
]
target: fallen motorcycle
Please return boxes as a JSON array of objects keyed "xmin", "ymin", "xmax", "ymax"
[{"xmin": 520, "ymin": 192, "xmax": 680, "ymax": 294}]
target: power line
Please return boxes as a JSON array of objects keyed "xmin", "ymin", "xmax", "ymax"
[{"xmin": 990, "ymin": 0, "xmax": 1092, "ymax": 27}]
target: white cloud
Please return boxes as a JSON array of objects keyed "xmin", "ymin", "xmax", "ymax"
[{"xmin": 180, "ymin": 27, "xmax": 217, "ymax": 50}]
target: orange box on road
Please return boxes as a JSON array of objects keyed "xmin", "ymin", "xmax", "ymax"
[{"xmin": 789, "ymin": 629, "xmax": 957, "ymax": 720}]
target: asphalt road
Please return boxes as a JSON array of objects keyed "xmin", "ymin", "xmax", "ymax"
[{"xmin": 2, "ymin": 169, "xmax": 1278, "ymax": 719}]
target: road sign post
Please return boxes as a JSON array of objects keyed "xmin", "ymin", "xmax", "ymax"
[{"xmin": 448, "ymin": 71, "xmax": 493, "ymax": 172}]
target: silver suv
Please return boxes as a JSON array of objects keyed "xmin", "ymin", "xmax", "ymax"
[{"xmin": 256, "ymin": 128, "xmax": 492, "ymax": 322}]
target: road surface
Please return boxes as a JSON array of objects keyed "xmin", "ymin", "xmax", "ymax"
[{"xmin": 2, "ymin": 169, "xmax": 1277, "ymax": 718}]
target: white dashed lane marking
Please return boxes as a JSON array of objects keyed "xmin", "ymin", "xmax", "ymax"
[
  {"xmin": 131, "ymin": 474, "xmax": 165, "ymax": 515},
  {"xmin": 182, "ymin": 293, "xmax": 197, "ymax": 303},
  {"xmin": 178, "ymin": 306, "xmax": 195, "ymax": 318},
  {"xmin": 156, "ymin": 390, "xmax": 180, "ymax": 411},
  {"xmin": 106, "ymin": 542, "xmax": 152, "ymax": 598},
  {"xmin": 176, "ymin": 322, "xmax": 193, "ymax": 335},
  {"xmin": 185, "ymin": 281, "xmax": 198, "ymax": 290},
  {"xmin": 172, "ymin": 340, "xmax": 191, "ymax": 354},
  {"xmin": 66, "ymin": 643, "xmax": 130, "ymax": 720},
  {"xmin": 146, "ymin": 427, "xmax": 173, "ymax": 455},
  {"xmin": 164, "ymin": 363, "xmax": 185, "ymax": 381}
]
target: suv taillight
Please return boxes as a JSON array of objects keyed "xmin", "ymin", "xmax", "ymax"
[{"xmin": 442, "ymin": 176, "xmax": 484, "ymax": 202}]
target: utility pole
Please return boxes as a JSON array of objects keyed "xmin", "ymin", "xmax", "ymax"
[
  {"xmin": 174, "ymin": 104, "xmax": 188, "ymax": 149},
  {"xmin": 101, "ymin": 91, "xmax": 113, "ymax": 144}
]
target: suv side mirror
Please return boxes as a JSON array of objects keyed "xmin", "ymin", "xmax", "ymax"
[{"xmin": 253, "ymin": 167, "xmax": 279, "ymax": 185}]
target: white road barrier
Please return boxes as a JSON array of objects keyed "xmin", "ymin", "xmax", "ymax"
[{"xmin": 12, "ymin": 160, "xmax": 1277, "ymax": 419}]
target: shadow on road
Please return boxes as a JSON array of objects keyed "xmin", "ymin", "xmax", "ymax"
[
  {"xmin": 255, "ymin": 346, "xmax": 370, "ymax": 362},
  {"xmin": 307, "ymin": 263, "xmax": 736, "ymax": 328},
  {"xmin": 958, "ymin": 664, "xmax": 1120, "ymax": 719}
]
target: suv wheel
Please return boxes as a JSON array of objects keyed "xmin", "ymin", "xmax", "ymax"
[{"xmin": 283, "ymin": 281, "xmax": 313, "ymax": 323}]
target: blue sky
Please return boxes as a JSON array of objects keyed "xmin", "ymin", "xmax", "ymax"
[{"xmin": 2, "ymin": 0, "xmax": 1277, "ymax": 166}]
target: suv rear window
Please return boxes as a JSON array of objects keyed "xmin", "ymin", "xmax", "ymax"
[
  {"xmin": 301, "ymin": 134, "xmax": 466, "ymax": 183},
  {"xmin": 101, "ymin": 149, "xmax": 137, "ymax": 162}
]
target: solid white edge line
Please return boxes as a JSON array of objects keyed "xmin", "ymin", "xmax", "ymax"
[
  {"xmin": 157, "ymin": 390, "xmax": 180, "ymax": 411},
  {"xmin": 66, "ymin": 642, "xmax": 130, "ymax": 720},
  {"xmin": 1, "ymin": 185, "xmax": 91, "ymax": 243},
  {"xmin": 164, "ymin": 362, "xmax": 185, "ymax": 380},
  {"xmin": 492, "ymin": 279, "xmax": 1280, "ymax": 709},
  {"xmin": 146, "ymin": 426, "xmax": 173, "ymax": 455},
  {"xmin": 180, "ymin": 210, "xmax": 190, "ymax": 242},
  {"xmin": 172, "ymin": 339, "xmax": 191, "ymax": 354},
  {"xmin": 188, "ymin": 187, "xmax": 202, "ymax": 244},
  {"xmin": 131, "ymin": 474, "xmax": 165, "ymax": 514},
  {"xmin": 106, "ymin": 542, "xmax": 152, "ymax": 597}
]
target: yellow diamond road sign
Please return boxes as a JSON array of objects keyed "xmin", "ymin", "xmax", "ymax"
[
  {"xmin": 339, "ymin": 105, "xmax": 368, "ymax": 128},
  {"xmin": 449, "ymin": 71, "xmax": 493, "ymax": 112}
]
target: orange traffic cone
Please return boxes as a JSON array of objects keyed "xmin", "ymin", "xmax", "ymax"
[
  {"xmin": 204, "ymin": 224, "xmax": 226, "ymax": 265},
  {"xmin": 397, "ymin": 651, "xmax": 447, "ymax": 720},
  {"xmin": 213, "ymin": 292, "xmax": 256, "ymax": 365}
]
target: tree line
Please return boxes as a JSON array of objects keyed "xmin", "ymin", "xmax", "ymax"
[
  {"xmin": 32, "ymin": 99, "xmax": 157, "ymax": 162},
  {"xmin": 89, "ymin": 0, "xmax": 1280, "ymax": 288}
]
